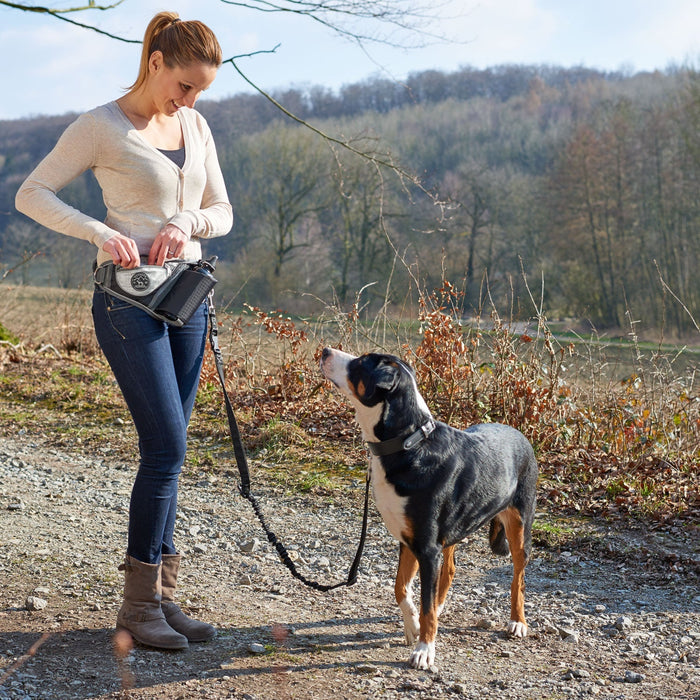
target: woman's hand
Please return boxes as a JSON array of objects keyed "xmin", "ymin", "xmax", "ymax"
[
  {"xmin": 148, "ymin": 224, "xmax": 188, "ymax": 266},
  {"xmin": 102, "ymin": 234, "xmax": 141, "ymax": 269}
]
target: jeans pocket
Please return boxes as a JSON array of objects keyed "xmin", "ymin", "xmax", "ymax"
[
  {"xmin": 104, "ymin": 294, "xmax": 135, "ymax": 313},
  {"xmin": 94, "ymin": 288, "xmax": 158, "ymax": 342}
]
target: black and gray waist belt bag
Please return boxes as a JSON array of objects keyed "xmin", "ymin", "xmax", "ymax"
[{"xmin": 94, "ymin": 256, "xmax": 218, "ymax": 327}]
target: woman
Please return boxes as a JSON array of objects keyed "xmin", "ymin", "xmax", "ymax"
[{"xmin": 15, "ymin": 12, "xmax": 233, "ymax": 650}]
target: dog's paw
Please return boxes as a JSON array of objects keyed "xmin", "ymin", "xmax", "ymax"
[
  {"xmin": 507, "ymin": 620, "xmax": 528, "ymax": 638},
  {"xmin": 409, "ymin": 641, "xmax": 435, "ymax": 670}
]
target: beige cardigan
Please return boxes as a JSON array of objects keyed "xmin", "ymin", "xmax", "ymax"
[{"xmin": 15, "ymin": 101, "xmax": 233, "ymax": 265}]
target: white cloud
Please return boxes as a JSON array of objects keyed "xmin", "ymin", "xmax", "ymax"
[
  {"xmin": 440, "ymin": 0, "xmax": 552, "ymax": 63},
  {"xmin": 631, "ymin": 1, "xmax": 700, "ymax": 68}
]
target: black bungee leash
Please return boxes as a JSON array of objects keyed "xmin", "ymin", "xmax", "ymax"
[{"xmin": 205, "ymin": 293, "xmax": 370, "ymax": 592}]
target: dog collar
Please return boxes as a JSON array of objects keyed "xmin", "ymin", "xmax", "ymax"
[{"xmin": 367, "ymin": 419, "xmax": 436, "ymax": 456}]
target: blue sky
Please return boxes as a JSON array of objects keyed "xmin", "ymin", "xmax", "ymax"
[{"xmin": 1, "ymin": 0, "xmax": 699, "ymax": 120}]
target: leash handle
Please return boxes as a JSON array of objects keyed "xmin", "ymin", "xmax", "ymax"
[{"xmin": 206, "ymin": 293, "xmax": 368, "ymax": 591}]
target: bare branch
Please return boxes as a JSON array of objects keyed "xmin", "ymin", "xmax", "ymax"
[
  {"xmin": 224, "ymin": 55, "xmax": 423, "ymax": 184},
  {"xmin": 654, "ymin": 259, "xmax": 700, "ymax": 332},
  {"xmin": 1, "ymin": 250, "xmax": 42, "ymax": 281},
  {"xmin": 0, "ymin": 0, "xmax": 140, "ymax": 42},
  {"xmin": 0, "ymin": 1, "xmax": 124, "ymax": 14},
  {"xmin": 217, "ymin": 0, "xmax": 455, "ymax": 48}
]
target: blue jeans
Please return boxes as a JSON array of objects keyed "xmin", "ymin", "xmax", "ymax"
[{"xmin": 92, "ymin": 288, "xmax": 207, "ymax": 564}]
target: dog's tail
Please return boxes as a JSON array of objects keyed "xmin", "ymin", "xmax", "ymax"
[{"xmin": 488, "ymin": 519, "xmax": 510, "ymax": 556}]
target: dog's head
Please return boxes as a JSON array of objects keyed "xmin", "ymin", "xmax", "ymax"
[
  {"xmin": 320, "ymin": 348, "xmax": 407, "ymax": 405},
  {"xmin": 320, "ymin": 348, "xmax": 431, "ymax": 439}
]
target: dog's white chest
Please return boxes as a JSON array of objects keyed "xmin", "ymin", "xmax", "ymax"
[{"xmin": 370, "ymin": 458, "xmax": 409, "ymax": 544}]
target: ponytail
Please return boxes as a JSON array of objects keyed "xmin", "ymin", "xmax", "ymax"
[{"xmin": 128, "ymin": 12, "xmax": 222, "ymax": 93}]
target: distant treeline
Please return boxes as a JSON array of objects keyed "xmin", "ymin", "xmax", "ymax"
[{"xmin": 2, "ymin": 63, "xmax": 698, "ymax": 334}]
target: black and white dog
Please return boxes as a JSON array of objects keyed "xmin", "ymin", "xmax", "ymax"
[{"xmin": 320, "ymin": 349, "xmax": 537, "ymax": 670}]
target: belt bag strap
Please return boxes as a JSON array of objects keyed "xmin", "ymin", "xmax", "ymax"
[{"xmin": 94, "ymin": 257, "xmax": 218, "ymax": 327}]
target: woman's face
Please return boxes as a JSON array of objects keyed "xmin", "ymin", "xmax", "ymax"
[{"xmin": 147, "ymin": 51, "xmax": 218, "ymax": 115}]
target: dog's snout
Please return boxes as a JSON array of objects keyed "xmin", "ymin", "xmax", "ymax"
[{"xmin": 321, "ymin": 347, "xmax": 332, "ymax": 361}]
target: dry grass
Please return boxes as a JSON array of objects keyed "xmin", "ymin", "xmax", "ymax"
[
  {"xmin": 1, "ymin": 281, "xmax": 698, "ymax": 529},
  {"xmin": 1, "ymin": 284, "xmax": 97, "ymax": 355}
]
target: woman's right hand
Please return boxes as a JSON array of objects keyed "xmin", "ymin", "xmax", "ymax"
[{"xmin": 102, "ymin": 234, "xmax": 140, "ymax": 269}]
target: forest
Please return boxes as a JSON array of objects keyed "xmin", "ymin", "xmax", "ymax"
[{"xmin": 1, "ymin": 62, "xmax": 699, "ymax": 335}]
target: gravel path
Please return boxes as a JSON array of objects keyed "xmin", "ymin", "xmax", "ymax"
[{"xmin": 0, "ymin": 434, "xmax": 698, "ymax": 699}]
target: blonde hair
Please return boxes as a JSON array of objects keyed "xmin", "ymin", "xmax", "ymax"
[{"xmin": 129, "ymin": 12, "xmax": 222, "ymax": 92}]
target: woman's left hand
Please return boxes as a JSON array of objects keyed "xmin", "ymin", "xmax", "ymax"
[{"xmin": 148, "ymin": 224, "xmax": 188, "ymax": 265}]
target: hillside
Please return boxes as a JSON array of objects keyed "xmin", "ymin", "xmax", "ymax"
[{"xmin": 2, "ymin": 64, "xmax": 699, "ymax": 334}]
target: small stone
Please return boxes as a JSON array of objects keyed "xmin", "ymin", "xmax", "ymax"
[
  {"xmin": 476, "ymin": 618, "xmax": 497, "ymax": 630},
  {"xmin": 614, "ymin": 616, "xmax": 633, "ymax": 631},
  {"xmin": 563, "ymin": 668, "xmax": 590, "ymax": 679},
  {"xmin": 539, "ymin": 620, "xmax": 559, "ymax": 635},
  {"xmin": 25, "ymin": 596, "xmax": 47, "ymax": 611},
  {"xmin": 248, "ymin": 643, "xmax": 266, "ymax": 655},
  {"xmin": 239, "ymin": 539, "xmax": 259, "ymax": 554},
  {"xmin": 624, "ymin": 670, "xmax": 644, "ymax": 683},
  {"xmin": 557, "ymin": 626, "xmax": 579, "ymax": 642},
  {"xmin": 356, "ymin": 663, "xmax": 378, "ymax": 674}
]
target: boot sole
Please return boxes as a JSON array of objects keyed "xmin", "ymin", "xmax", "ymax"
[
  {"xmin": 115, "ymin": 625, "xmax": 189, "ymax": 650},
  {"xmin": 182, "ymin": 631, "xmax": 216, "ymax": 643}
]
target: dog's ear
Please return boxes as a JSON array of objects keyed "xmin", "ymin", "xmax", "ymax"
[
  {"xmin": 357, "ymin": 356, "xmax": 401, "ymax": 403},
  {"xmin": 374, "ymin": 360, "xmax": 402, "ymax": 391}
]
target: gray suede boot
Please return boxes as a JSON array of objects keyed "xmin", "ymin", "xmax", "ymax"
[
  {"xmin": 160, "ymin": 553, "xmax": 216, "ymax": 642},
  {"xmin": 116, "ymin": 555, "xmax": 188, "ymax": 650}
]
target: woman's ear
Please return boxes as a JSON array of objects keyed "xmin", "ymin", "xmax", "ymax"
[{"xmin": 149, "ymin": 51, "xmax": 164, "ymax": 74}]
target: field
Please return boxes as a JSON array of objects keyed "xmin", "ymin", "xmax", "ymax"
[{"xmin": 1, "ymin": 282, "xmax": 698, "ymax": 528}]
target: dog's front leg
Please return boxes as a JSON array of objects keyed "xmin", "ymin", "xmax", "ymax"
[
  {"xmin": 395, "ymin": 543, "xmax": 420, "ymax": 644},
  {"xmin": 409, "ymin": 548, "xmax": 441, "ymax": 670}
]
